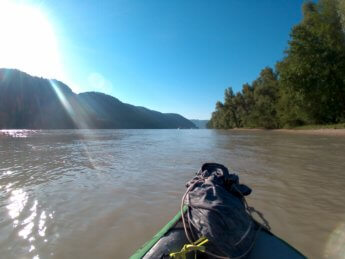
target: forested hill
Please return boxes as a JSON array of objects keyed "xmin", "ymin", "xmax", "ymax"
[
  {"xmin": 0, "ymin": 69, "xmax": 196, "ymax": 129},
  {"xmin": 190, "ymin": 120, "xmax": 209, "ymax": 129},
  {"xmin": 208, "ymin": 0, "xmax": 345, "ymax": 129}
]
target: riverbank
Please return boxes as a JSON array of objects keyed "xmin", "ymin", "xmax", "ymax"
[
  {"xmin": 276, "ymin": 128, "xmax": 345, "ymax": 136},
  {"xmin": 280, "ymin": 123, "xmax": 345, "ymax": 135},
  {"xmin": 231, "ymin": 124, "xmax": 345, "ymax": 136}
]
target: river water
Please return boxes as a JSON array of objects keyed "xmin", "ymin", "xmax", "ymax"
[{"xmin": 0, "ymin": 129, "xmax": 344, "ymax": 259}]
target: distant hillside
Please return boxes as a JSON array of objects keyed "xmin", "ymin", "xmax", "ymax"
[
  {"xmin": 0, "ymin": 69, "xmax": 196, "ymax": 129},
  {"xmin": 190, "ymin": 120, "xmax": 209, "ymax": 129}
]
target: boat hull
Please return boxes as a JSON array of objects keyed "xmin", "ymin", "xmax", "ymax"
[{"xmin": 130, "ymin": 210, "xmax": 306, "ymax": 259}]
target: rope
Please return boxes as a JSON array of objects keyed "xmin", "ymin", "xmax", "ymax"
[{"xmin": 180, "ymin": 170, "xmax": 270, "ymax": 259}]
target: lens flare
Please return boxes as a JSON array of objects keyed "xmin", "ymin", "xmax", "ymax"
[
  {"xmin": 48, "ymin": 80, "xmax": 98, "ymax": 169},
  {"xmin": 324, "ymin": 222, "xmax": 345, "ymax": 258},
  {"xmin": 49, "ymin": 80, "xmax": 75, "ymax": 120}
]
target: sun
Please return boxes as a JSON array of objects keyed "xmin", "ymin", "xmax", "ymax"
[{"xmin": 0, "ymin": 1, "xmax": 63, "ymax": 79}]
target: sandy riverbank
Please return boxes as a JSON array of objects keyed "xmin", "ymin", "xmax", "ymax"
[
  {"xmin": 276, "ymin": 128, "xmax": 345, "ymax": 136},
  {"xmin": 231, "ymin": 128, "xmax": 345, "ymax": 136}
]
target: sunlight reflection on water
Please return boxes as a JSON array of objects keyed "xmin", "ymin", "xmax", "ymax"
[
  {"xmin": 39, "ymin": 211, "xmax": 47, "ymax": 237},
  {"xmin": 19, "ymin": 200, "xmax": 37, "ymax": 239},
  {"xmin": 0, "ymin": 129, "xmax": 37, "ymax": 138},
  {"xmin": 5, "ymin": 186, "xmax": 50, "ymax": 259},
  {"xmin": 7, "ymin": 189, "xmax": 28, "ymax": 221}
]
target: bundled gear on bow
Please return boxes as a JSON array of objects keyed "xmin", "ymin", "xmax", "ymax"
[{"xmin": 180, "ymin": 163, "xmax": 270, "ymax": 258}]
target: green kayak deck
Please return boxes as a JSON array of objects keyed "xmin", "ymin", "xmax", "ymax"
[{"xmin": 130, "ymin": 209, "xmax": 306, "ymax": 259}]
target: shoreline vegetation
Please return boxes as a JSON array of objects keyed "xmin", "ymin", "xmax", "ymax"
[{"xmin": 208, "ymin": 0, "xmax": 345, "ymax": 131}]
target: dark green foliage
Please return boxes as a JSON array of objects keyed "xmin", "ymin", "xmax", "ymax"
[
  {"xmin": 209, "ymin": 67, "xmax": 280, "ymax": 129},
  {"xmin": 277, "ymin": 0, "xmax": 345, "ymax": 125},
  {"xmin": 207, "ymin": 101, "xmax": 227, "ymax": 129},
  {"xmin": 0, "ymin": 69, "xmax": 196, "ymax": 129},
  {"xmin": 251, "ymin": 68, "xmax": 280, "ymax": 128},
  {"xmin": 339, "ymin": 0, "xmax": 345, "ymax": 30},
  {"xmin": 209, "ymin": 0, "xmax": 345, "ymax": 129}
]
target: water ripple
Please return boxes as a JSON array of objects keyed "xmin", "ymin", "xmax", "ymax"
[{"xmin": 0, "ymin": 129, "xmax": 345, "ymax": 258}]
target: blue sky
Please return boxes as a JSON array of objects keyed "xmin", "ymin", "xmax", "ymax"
[{"xmin": 6, "ymin": 0, "xmax": 303, "ymax": 119}]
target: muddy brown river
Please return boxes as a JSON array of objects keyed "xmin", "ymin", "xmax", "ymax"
[{"xmin": 0, "ymin": 129, "xmax": 344, "ymax": 258}]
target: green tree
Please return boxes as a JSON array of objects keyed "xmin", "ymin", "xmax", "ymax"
[
  {"xmin": 208, "ymin": 101, "xmax": 226, "ymax": 129},
  {"xmin": 208, "ymin": 87, "xmax": 243, "ymax": 129},
  {"xmin": 277, "ymin": 82, "xmax": 308, "ymax": 127},
  {"xmin": 338, "ymin": 0, "xmax": 345, "ymax": 31},
  {"xmin": 223, "ymin": 87, "xmax": 240, "ymax": 128},
  {"xmin": 277, "ymin": 0, "xmax": 345, "ymax": 124},
  {"xmin": 236, "ymin": 83, "xmax": 255, "ymax": 127},
  {"xmin": 208, "ymin": 68, "xmax": 280, "ymax": 129},
  {"xmin": 208, "ymin": 0, "xmax": 345, "ymax": 129},
  {"xmin": 251, "ymin": 67, "xmax": 280, "ymax": 128}
]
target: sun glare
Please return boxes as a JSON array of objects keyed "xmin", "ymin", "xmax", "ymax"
[{"xmin": 0, "ymin": 1, "xmax": 63, "ymax": 79}]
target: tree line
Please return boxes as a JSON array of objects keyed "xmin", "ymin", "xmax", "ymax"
[{"xmin": 208, "ymin": 0, "xmax": 345, "ymax": 129}]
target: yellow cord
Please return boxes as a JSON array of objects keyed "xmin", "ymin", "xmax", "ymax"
[{"xmin": 169, "ymin": 237, "xmax": 209, "ymax": 259}]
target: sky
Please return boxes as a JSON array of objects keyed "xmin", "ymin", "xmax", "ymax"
[{"xmin": 0, "ymin": 0, "xmax": 303, "ymax": 120}]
